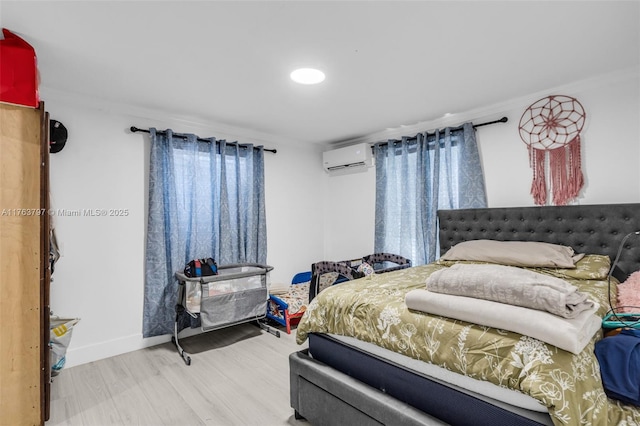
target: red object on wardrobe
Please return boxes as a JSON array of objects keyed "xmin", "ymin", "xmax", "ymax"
[{"xmin": 0, "ymin": 28, "xmax": 39, "ymax": 108}]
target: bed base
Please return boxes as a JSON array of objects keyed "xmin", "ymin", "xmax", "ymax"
[{"xmin": 290, "ymin": 350, "xmax": 446, "ymax": 426}]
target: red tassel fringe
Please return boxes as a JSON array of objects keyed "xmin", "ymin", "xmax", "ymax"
[
  {"xmin": 530, "ymin": 146, "xmax": 547, "ymax": 205},
  {"xmin": 530, "ymin": 136, "xmax": 584, "ymax": 206}
]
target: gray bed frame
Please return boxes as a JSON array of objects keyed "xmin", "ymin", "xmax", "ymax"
[{"xmin": 290, "ymin": 203, "xmax": 640, "ymax": 426}]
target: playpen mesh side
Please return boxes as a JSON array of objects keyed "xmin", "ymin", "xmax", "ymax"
[
  {"xmin": 200, "ymin": 287, "xmax": 267, "ymax": 330},
  {"xmin": 309, "ymin": 253, "xmax": 411, "ymax": 302}
]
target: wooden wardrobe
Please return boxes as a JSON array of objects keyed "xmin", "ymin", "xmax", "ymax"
[{"xmin": 0, "ymin": 101, "xmax": 51, "ymax": 425}]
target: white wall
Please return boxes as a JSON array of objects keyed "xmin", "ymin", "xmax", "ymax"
[
  {"xmin": 322, "ymin": 68, "xmax": 640, "ymax": 257},
  {"xmin": 46, "ymin": 99, "xmax": 149, "ymax": 365},
  {"xmin": 43, "ymin": 91, "xmax": 326, "ymax": 366},
  {"xmin": 47, "ymin": 67, "xmax": 639, "ymax": 368},
  {"xmin": 479, "ymin": 69, "xmax": 640, "ymax": 207},
  {"xmin": 264, "ymin": 139, "xmax": 327, "ymax": 282},
  {"xmin": 323, "ymin": 169, "xmax": 376, "ymax": 260}
]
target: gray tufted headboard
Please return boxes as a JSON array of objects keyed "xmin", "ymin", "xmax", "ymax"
[{"xmin": 438, "ymin": 203, "xmax": 640, "ymax": 280}]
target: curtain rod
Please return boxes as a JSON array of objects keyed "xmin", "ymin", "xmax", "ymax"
[
  {"xmin": 418, "ymin": 116, "xmax": 509, "ymax": 133},
  {"xmin": 129, "ymin": 126, "xmax": 277, "ymax": 154},
  {"xmin": 472, "ymin": 116, "xmax": 508, "ymax": 129},
  {"xmin": 376, "ymin": 116, "xmax": 509, "ymax": 147}
]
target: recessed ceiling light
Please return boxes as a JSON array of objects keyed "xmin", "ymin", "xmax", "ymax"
[{"xmin": 290, "ymin": 68, "xmax": 325, "ymax": 85}]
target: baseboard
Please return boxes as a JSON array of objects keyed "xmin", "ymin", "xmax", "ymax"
[{"xmin": 63, "ymin": 327, "xmax": 203, "ymax": 368}]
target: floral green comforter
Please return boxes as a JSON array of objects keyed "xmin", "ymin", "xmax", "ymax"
[{"xmin": 296, "ymin": 255, "xmax": 640, "ymax": 426}]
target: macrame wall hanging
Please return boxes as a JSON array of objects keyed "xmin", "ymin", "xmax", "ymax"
[{"xmin": 518, "ymin": 95, "xmax": 586, "ymax": 205}]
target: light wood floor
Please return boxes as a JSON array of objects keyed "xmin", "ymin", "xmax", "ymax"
[{"xmin": 46, "ymin": 322, "xmax": 309, "ymax": 426}]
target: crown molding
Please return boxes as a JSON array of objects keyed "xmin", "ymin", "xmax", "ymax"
[
  {"xmin": 39, "ymin": 65, "xmax": 638, "ymax": 150},
  {"xmin": 39, "ymin": 86, "xmax": 298, "ymax": 147},
  {"xmin": 335, "ymin": 66, "xmax": 639, "ymax": 148}
]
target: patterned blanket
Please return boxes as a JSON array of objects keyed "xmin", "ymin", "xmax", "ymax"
[{"xmin": 296, "ymin": 255, "xmax": 640, "ymax": 426}]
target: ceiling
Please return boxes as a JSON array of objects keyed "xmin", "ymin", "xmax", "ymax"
[{"xmin": 2, "ymin": 1, "xmax": 639, "ymax": 147}]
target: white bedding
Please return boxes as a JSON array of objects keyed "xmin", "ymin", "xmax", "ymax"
[{"xmin": 405, "ymin": 288, "xmax": 602, "ymax": 354}]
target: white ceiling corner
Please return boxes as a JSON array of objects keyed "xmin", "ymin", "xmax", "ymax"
[{"xmin": 2, "ymin": 1, "xmax": 638, "ymax": 147}]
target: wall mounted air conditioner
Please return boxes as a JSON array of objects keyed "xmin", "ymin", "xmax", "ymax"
[{"xmin": 322, "ymin": 143, "xmax": 373, "ymax": 174}]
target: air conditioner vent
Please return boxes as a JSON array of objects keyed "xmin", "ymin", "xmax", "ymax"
[{"xmin": 322, "ymin": 143, "xmax": 373, "ymax": 174}]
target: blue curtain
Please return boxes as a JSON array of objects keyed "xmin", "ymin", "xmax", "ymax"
[
  {"xmin": 143, "ymin": 128, "xmax": 267, "ymax": 337},
  {"xmin": 373, "ymin": 123, "xmax": 486, "ymax": 266}
]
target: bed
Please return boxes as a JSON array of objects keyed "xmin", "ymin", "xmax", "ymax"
[{"xmin": 290, "ymin": 203, "xmax": 640, "ymax": 425}]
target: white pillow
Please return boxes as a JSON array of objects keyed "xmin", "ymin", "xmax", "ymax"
[{"xmin": 440, "ymin": 239, "xmax": 584, "ymax": 268}]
